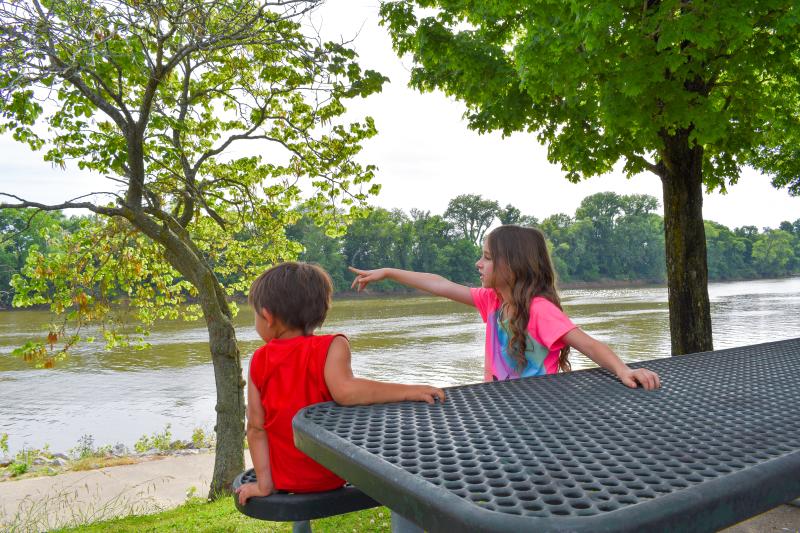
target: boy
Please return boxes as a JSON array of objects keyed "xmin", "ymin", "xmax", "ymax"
[{"xmin": 236, "ymin": 262, "xmax": 445, "ymax": 503}]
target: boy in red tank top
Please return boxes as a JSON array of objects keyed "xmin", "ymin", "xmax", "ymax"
[{"xmin": 236, "ymin": 262, "xmax": 445, "ymax": 504}]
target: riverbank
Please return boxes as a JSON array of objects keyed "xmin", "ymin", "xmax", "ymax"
[
  {"xmin": 0, "ymin": 452, "xmax": 797, "ymax": 532},
  {"xmin": 0, "ymin": 452, "xmax": 238, "ymax": 531},
  {"xmin": 0, "ymin": 446, "xmax": 210, "ymax": 484},
  {"xmin": 1, "ymin": 425, "xmax": 216, "ymax": 484}
]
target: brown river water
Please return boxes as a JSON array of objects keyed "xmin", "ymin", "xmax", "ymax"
[{"xmin": 1, "ymin": 277, "xmax": 798, "ymax": 454}]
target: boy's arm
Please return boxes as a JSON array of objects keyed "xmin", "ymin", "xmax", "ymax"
[
  {"xmin": 562, "ymin": 328, "xmax": 661, "ymax": 390},
  {"xmin": 324, "ymin": 336, "xmax": 446, "ymax": 405},
  {"xmin": 236, "ymin": 376, "xmax": 275, "ymax": 504},
  {"xmin": 350, "ymin": 266, "xmax": 475, "ymax": 307}
]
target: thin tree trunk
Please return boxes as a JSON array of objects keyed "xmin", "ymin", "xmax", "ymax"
[
  {"xmin": 131, "ymin": 210, "xmax": 245, "ymax": 499},
  {"xmin": 205, "ymin": 304, "xmax": 246, "ymax": 497},
  {"xmin": 658, "ymin": 129, "xmax": 714, "ymax": 355},
  {"xmin": 187, "ymin": 271, "xmax": 245, "ymax": 499}
]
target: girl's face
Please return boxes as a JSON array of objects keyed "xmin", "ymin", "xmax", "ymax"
[{"xmin": 476, "ymin": 241, "xmax": 496, "ymax": 288}]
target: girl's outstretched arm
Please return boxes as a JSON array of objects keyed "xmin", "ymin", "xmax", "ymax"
[
  {"xmin": 562, "ymin": 328, "xmax": 661, "ymax": 390},
  {"xmin": 349, "ymin": 266, "xmax": 475, "ymax": 306},
  {"xmin": 324, "ymin": 336, "xmax": 446, "ymax": 405}
]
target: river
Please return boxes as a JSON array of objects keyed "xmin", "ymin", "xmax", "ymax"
[{"xmin": 1, "ymin": 277, "xmax": 799, "ymax": 454}]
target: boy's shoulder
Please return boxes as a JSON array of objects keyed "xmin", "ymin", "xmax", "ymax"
[
  {"xmin": 311, "ymin": 333, "xmax": 348, "ymax": 349},
  {"xmin": 259, "ymin": 334, "xmax": 346, "ymax": 353},
  {"xmin": 251, "ymin": 335, "xmax": 347, "ymax": 380},
  {"xmin": 291, "ymin": 334, "xmax": 349, "ymax": 353},
  {"xmin": 251, "ymin": 343, "xmax": 269, "ymax": 361}
]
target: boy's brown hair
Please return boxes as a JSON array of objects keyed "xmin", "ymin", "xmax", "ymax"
[{"xmin": 248, "ymin": 262, "xmax": 333, "ymax": 334}]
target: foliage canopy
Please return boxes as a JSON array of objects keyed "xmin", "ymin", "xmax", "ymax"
[
  {"xmin": 381, "ymin": 0, "xmax": 800, "ymax": 194},
  {"xmin": 0, "ymin": 0, "xmax": 386, "ymax": 494},
  {"xmin": 379, "ymin": 0, "xmax": 800, "ymax": 354},
  {"xmin": 0, "ymin": 0, "xmax": 385, "ymax": 354}
]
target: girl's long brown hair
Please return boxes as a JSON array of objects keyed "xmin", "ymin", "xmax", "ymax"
[{"xmin": 487, "ymin": 225, "xmax": 571, "ymax": 372}]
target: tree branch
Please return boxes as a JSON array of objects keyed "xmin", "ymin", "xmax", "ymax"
[
  {"xmin": 29, "ymin": 0, "xmax": 132, "ymax": 133},
  {"xmin": 0, "ymin": 193, "xmax": 126, "ymax": 217},
  {"xmin": 627, "ymin": 154, "xmax": 662, "ymax": 177}
]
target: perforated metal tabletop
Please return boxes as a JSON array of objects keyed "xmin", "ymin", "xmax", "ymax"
[{"xmin": 293, "ymin": 338, "xmax": 800, "ymax": 532}]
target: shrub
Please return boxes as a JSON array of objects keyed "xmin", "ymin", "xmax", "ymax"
[
  {"xmin": 134, "ymin": 424, "xmax": 173, "ymax": 453},
  {"xmin": 69, "ymin": 434, "xmax": 97, "ymax": 460},
  {"xmin": 8, "ymin": 446, "xmax": 42, "ymax": 477},
  {"xmin": 191, "ymin": 427, "xmax": 215, "ymax": 449},
  {"xmin": 9, "ymin": 460, "xmax": 29, "ymax": 476}
]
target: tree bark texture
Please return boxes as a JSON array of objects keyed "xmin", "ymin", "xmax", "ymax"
[
  {"xmin": 170, "ymin": 256, "xmax": 245, "ymax": 499},
  {"xmin": 658, "ymin": 130, "xmax": 714, "ymax": 355},
  {"xmin": 204, "ymin": 304, "xmax": 246, "ymax": 498},
  {"xmin": 132, "ymin": 212, "xmax": 245, "ymax": 498}
]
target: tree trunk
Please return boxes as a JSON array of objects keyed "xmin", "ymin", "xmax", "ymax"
[
  {"xmin": 658, "ymin": 130, "xmax": 714, "ymax": 355},
  {"xmin": 205, "ymin": 303, "xmax": 246, "ymax": 498},
  {"xmin": 131, "ymin": 211, "xmax": 245, "ymax": 499},
  {"xmin": 191, "ymin": 269, "xmax": 245, "ymax": 499}
]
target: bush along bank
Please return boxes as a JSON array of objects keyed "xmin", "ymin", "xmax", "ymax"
[{"xmin": 0, "ymin": 425, "xmax": 217, "ymax": 482}]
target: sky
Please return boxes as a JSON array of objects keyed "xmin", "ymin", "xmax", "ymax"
[{"xmin": 1, "ymin": 1, "xmax": 798, "ymax": 230}]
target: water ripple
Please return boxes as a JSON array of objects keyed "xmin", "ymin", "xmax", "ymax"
[{"xmin": 1, "ymin": 277, "xmax": 798, "ymax": 453}]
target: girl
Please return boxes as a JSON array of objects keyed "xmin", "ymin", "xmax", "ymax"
[{"xmin": 350, "ymin": 225, "xmax": 660, "ymax": 390}]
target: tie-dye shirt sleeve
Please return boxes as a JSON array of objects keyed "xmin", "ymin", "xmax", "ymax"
[
  {"xmin": 470, "ymin": 288, "xmax": 501, "ymax": 382},
  {"xmin": 471, "ymin": 287, "xmax": 500, "ymax": 322},
  {"xmin": 528, "ymin": 297, "xmax": 576, "ymax": 350}
]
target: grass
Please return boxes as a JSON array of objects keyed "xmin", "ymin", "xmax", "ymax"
[
  {"xmin": 1, "ymin": 453, "xmax": 163, "ymax": 482},
  {"xmin": 50, "ymin": 497, "xmax": 393, "ymax": 532},
  {"xmin": 1, "ymin": 478, "xmax": 165, "ymax": 532},
  {"xmin": 69, "ymin": 455, "xmax": 139, "ymax": 471}
]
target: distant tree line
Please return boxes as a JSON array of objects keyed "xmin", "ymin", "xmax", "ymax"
[
  {"xmin": 288, "ymin": 192, "xmax": 800, "ymax": 292},
  {"xmin": 2, "ymin": 192, "xmax": 799, "ymax": 305}
]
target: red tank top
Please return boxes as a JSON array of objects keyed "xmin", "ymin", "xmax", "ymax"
[{"xmin": 249, "ymin": 334, "xmax": 345, "ymax": 492}]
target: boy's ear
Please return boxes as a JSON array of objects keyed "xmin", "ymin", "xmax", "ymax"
[{"xmin": 259, "ymin": 308, "xmax": 274, "ymax": 326}]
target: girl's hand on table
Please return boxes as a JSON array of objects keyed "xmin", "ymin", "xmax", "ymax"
[{"xmin": 617, "ymin": 367, "xmax": 661, "ymax": 390}]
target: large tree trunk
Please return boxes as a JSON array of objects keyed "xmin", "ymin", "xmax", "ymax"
[
  {"xmin": 133, "ymin": 211, "xmax": 245, "ymax": 499},
  {"xmin": 658, "ymin": 130, "xmax": 714, "ymax": 355},
  {"xmin": 204, "ymin": 297, "xmax": 246, "ymax": 497},
  {"xmin": 185, "ymin": 270, "xmax": 245, "ymax": 499}
]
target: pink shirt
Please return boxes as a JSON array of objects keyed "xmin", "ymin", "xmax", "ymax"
[{"xmin": 471, "ymin": 288, "xmax": 577, "ymax": 381}]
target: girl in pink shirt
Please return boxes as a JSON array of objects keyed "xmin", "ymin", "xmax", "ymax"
[{"xmin": 351, "ymin": 225, "xmax": 660, "ymax": 389}]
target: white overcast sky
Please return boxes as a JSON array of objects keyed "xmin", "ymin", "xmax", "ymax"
[{"xmin": 1, "ymin": 0, "xmax": 798, "ymax": 230}]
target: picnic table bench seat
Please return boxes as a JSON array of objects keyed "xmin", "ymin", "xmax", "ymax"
[{"xmin": 232, "ymin": 468, "xmax": 379, "ymax": 532}]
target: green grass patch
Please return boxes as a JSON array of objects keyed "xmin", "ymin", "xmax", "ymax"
[
  {"xmin": 68, "ymin": 455, "xmax": 139, "ymax": 471},
  {"xmin": 51, "ymin": 496, "xmax": 393, "ymax": 532}
]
